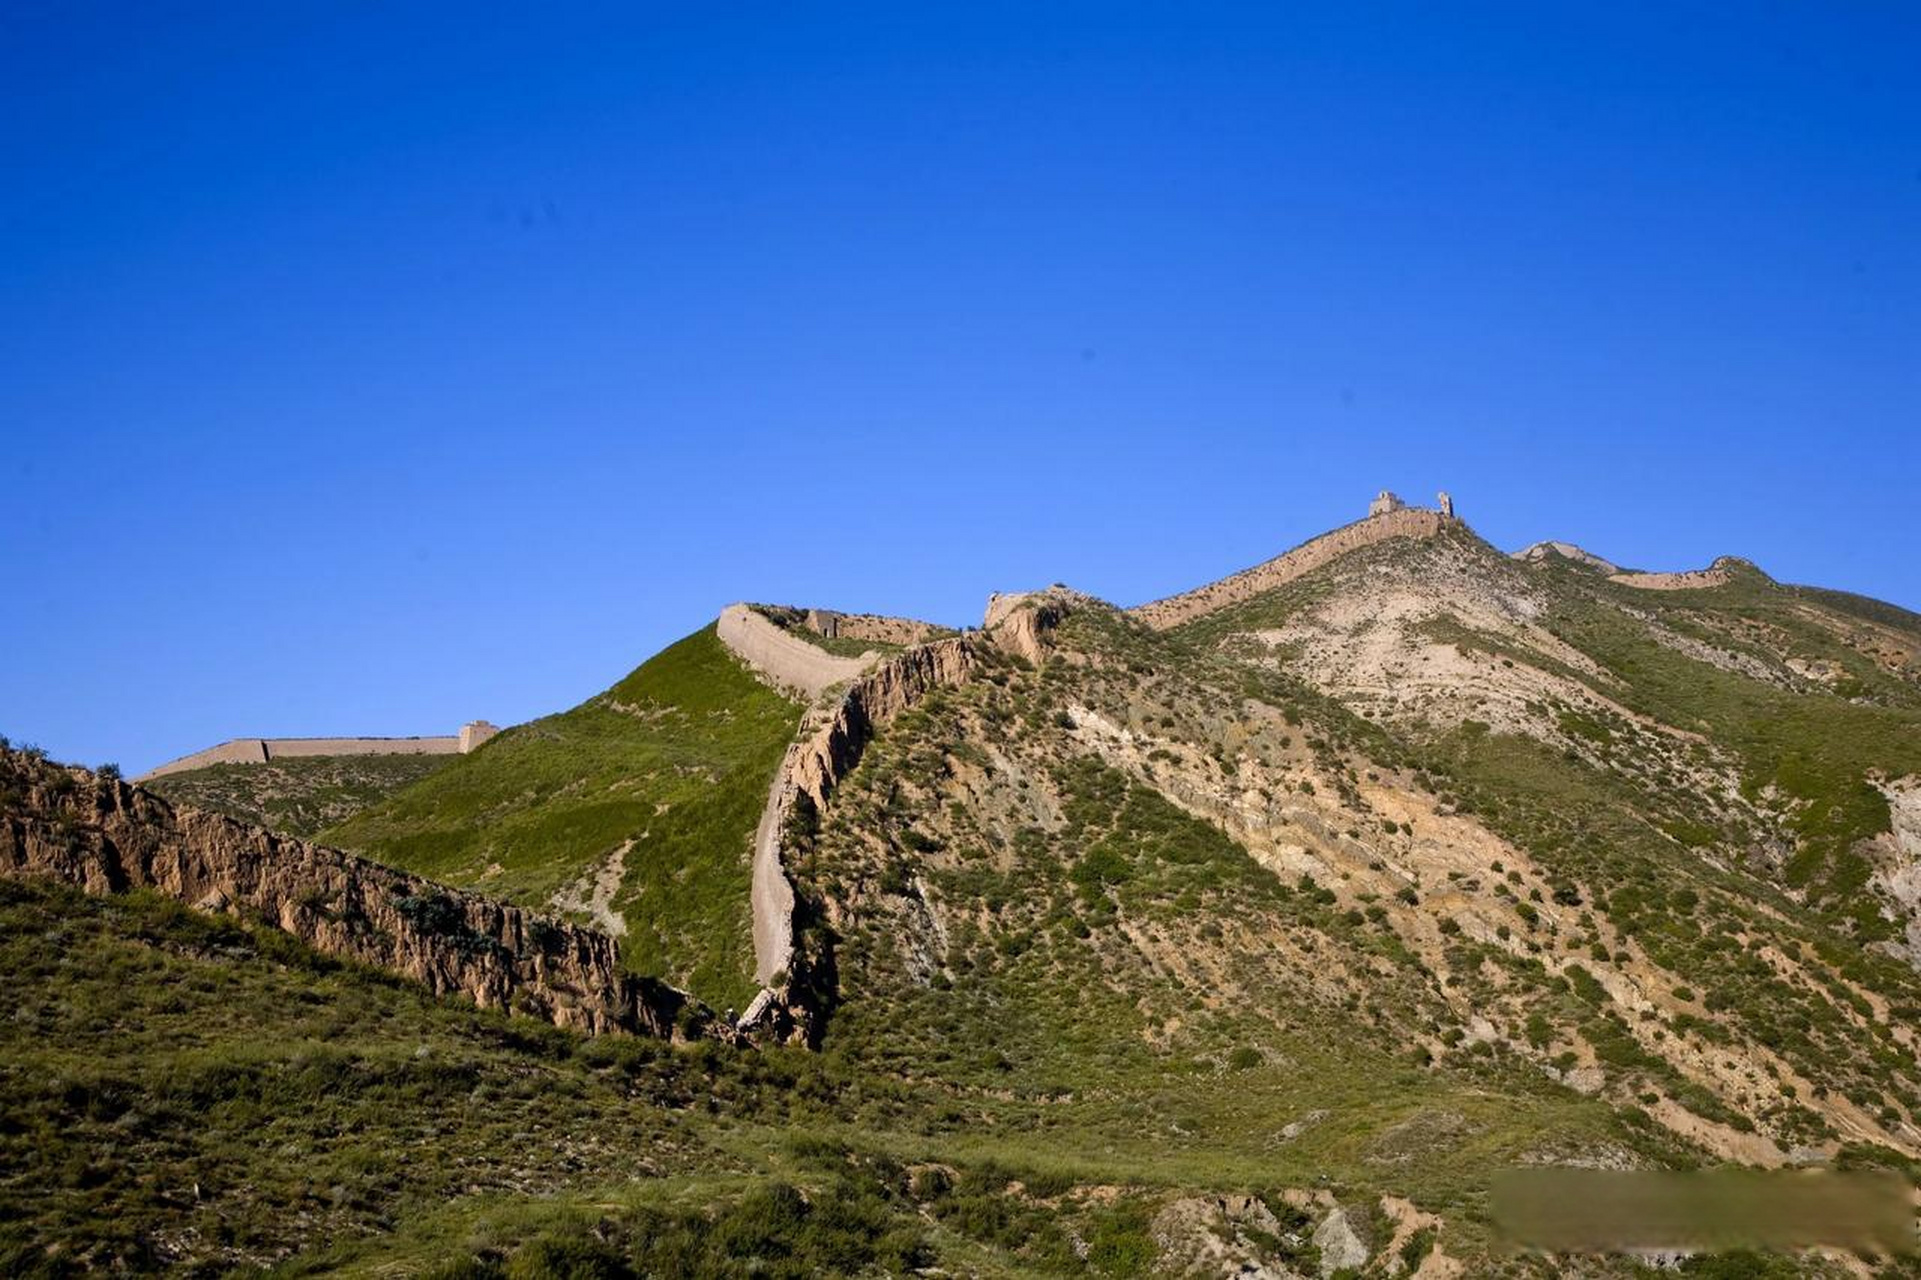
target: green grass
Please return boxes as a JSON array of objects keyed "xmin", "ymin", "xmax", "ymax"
[
  {"xmin": 1535, "ymin": 581, "xmax": 1921, "ymax": 922},
  {"xmin": 792, "ymin": 637, "xmax": 1689, "ymax": 1260},
  {"xmin": 321, "ymin": 626, "xmax": 800, "ymax": 1010},
  {"xmin": 4, "ymin": 877, "xmax": 1474, "ymax": 1278},
  {"xmin": 143, "ymin": 753, "xmax": 456, "ymax": 838}
]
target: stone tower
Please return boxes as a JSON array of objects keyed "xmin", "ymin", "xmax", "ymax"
[
  {"xmin": 458, "ymin": 721, "xmax": 500, "ymax": 753},
  {"xmin": 1438, "ymin": 491, "xmax": 1455, "ymax": 519},
  {"xmin": 1368, "ymin": 490, "xmax": 1405, "ymax": 518}
]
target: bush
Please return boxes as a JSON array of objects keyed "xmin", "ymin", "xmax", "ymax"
[{"xmin": 506, "ymin": 1232, "xmax": 631, "ymax": 1280}]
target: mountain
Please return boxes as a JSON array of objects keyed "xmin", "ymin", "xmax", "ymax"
[{"xmin": 6, "ymin": 495, "xmax": 1921, "ymax": 1276}]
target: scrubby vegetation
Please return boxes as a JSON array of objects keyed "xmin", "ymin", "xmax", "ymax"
[
  {"xmin": 321, "ymin": 626, "xmax": 800, "ymax": 1010},
  {"xmin": 144, "ymin": 753, "xmax": 455, "ymax": 837},
  {"xmin": 11, "ymin": 521, "xmax": 1921, "ymax": 1274}
]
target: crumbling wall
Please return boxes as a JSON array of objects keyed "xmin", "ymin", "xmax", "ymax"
[
  {"xmin": 717, "ymin": 604, "xmax": 877, "ymax": 699},
  {"xmin": 743, "ymin": 637, "xmax": 982, "ymax": 1040},
  {"xmin": 741, "ymin": 593, "xmax": 1078, "ymax": 1042},
  {"xmin": 139, "ymin": 729, "xmax": 493, "ymax": 781},
  {"xmin": 0, "ymin": 749, "xmax": 707, "ymax": 1041},
  {"xmin": 1608, "ymin": 560, "xmax": 1740, "ymax": 591},
  {"xmin": 1132, "ymin": 507, "xmax": 1454, "ymax": 630}
]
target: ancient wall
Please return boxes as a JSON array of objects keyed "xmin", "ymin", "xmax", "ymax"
[
  {"xmin": 822, "ymin": 612, "xmax": 948, "ymax": 647},
  {"xmin": 1131, "ymin": 507, "xmax": 1454, "ymax": 630},
  {"xmin": 717, "ymin": 603, "xmax": 878, "ymax": 700},
  {"xmin": 264, "ymin": 736, "xmax": 460, "ymax": 761},
  {"xmin": 739, "ymin": 593, "xmax": 1076, "ymax": 1042},
  {"xmin": 139, "ymin": 724, "xmax": 498, "ymax": 782},
  {"xmin": 0, "ymin": 749, "xmax": 707, "ymax": 1041},
  {"xmin": 742, "ymin": 636, "xmax": 982, "ymax": 1040},
  {"xmin": 457, "ymin": 721, "xmax": 500, "ymax": 753},
  {"xmin": 142, "ymin": 738, "xmax": 271, "ymax": 776},
  {"xmin": 1608, "ymin": 562, "xmax": 1738, "ymax": 591},
  {"xmin": 757, "ymin": 605, "xmax": 945, "ymax": 649}
]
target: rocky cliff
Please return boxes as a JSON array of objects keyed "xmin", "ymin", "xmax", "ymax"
[{"xmin": 0, "ymin": 748, "xmax": 710, "ymax": 1041}]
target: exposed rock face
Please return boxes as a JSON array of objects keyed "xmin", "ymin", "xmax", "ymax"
[
  {"xmin": 1150, "ymin": 1194, "xmax": 1304, "ymax": 1278},
  {"xmin": 982, "ymin": 587, "xmax": 1079, "ymax": 663},
  {"xmin": 1131, "ymin": 507, "xmax": 1454, "ymax": 630},
  {"xmin": 743, "ymin": 637, "xmax": 983, "ymax": 1042},
  {"xmin": 0, "ymin": 749, "xmax": 708, "ymax": 1041},
  {"xmin": 1869, "ymin": 778, "xmax": 1921, "ymax": 966},
  {"xmin": 1311, "ymin": 1207, "xmax": 1371, "ymax": 1278}
]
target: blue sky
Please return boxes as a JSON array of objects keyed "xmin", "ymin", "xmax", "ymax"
[{"xmin": 4, "ymin": 2, "xmax": 1917, "ymax": 773}]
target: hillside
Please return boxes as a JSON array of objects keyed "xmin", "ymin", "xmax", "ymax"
[
  {"xmin": 142, "ymin": 753, "xmax": 456, "ymax": 838},
  {"xmin": 320, "ymin": 625, "xmax": 801, "ymax": 1012},
  {"xmin": 7, "ymin": 500, "xmax": 1921, "ymax": 1275}
]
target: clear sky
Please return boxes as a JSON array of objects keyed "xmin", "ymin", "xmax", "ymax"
[{"xmin": 5, "ymin": 3, "xmax": 1917, "ymax": 774}]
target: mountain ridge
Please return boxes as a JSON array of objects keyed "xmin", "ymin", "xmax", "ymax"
[{"xmin": 10, "ymin": 492, "xmax": 1921, "ymax": 1274}]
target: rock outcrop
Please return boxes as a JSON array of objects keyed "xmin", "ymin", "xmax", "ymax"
[
  {"xmin": 983, "ymin": 587, "xmax": 1079, "ymax": 664},
  {"xmin": 0, "ymin": 748, "xmax": 711, "ymax": 1041},
  {"xmin": 1131, "ymin": 507, "xmax": 1455, "ymax": 630}
]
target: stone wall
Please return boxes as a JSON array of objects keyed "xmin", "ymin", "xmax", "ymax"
[
  {"xmin": 140, "ymin": 722, "xmax": 500, "ymax": 782},
  {"xmin": 818, "ymin": 612, "xmax": 947, "ymax": 647},
  {"xmin": 716, "ymin": 604, "xmax": 877, "ymax": 700},
  {"xmin": 755, "ymin": 605, "xmax": 946, "ymax": 650},
  {"xmin": 1132, "ymin": 507, "xmax": 1454, "ymax": 630},
  {"xmin": 0, "ymin": 748, "xmax": 708, "ymax": 1041},
  {"xmin": 742, "ymin": 636, "xmax": 983, "ymax": 1041},
  {"xmin": 457, "ymin": 721, "xmax": 500, "ymax": 753},
  {"xmin": 738, "ymin": 593, "xmax": 1076, "ymax": 1042},
  {"xmin": 1607, "ymin": 560, "xmax": 1740, "ymax": 591}
]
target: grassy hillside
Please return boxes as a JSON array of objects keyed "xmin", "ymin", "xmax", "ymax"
[
  {"xmin": 0, "ymin": 877, "xmax": 974, "ymax": 1276},
  {"xmin": 142, "ymin": 753, "xmax": 455, "ymax": 838},
  {"xmin": 5, "ymin": 875, "xmax": 1648, "ymax": 1278},
  {"xmin": 321, "ymin": 626, "xmax": 800, "ymax": 1011},
  {"xmin": 16, "ymin": 528, "xmax": 1921, "ymax": 1274}
]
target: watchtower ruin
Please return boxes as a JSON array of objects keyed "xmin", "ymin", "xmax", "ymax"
[{"xmin": 1368, "ymin": 490, "xmax": 1406, "ymax": 517}]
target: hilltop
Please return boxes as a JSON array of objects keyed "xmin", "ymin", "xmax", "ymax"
[{"xmin": 6, "ymin": 491, "xmax": 1921, "ymax": 1275}]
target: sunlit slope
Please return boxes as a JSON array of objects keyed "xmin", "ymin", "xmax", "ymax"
[
  {"xmin": 1181, "ymin": 528, "xmax": 1921, "ymax": 930},
  {"xmin": 791, "ymin": 582, "xmax": 1921, "ymax": 1180},
  {"xmin": 143, "ymin": 752, "xmax": 455, "ymax": 838},
  {"xmin": 322, "ymin": 625, "xmax": 799, "ymax": 1009}
]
